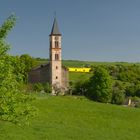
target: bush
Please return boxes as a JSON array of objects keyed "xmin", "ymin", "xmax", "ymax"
[
  {"xmin": 33, "ymin": 83, "xmax": 52, "ymax": 93},
  {"xmin": 42, "ymin": 83, "xmax": 52, "ymax": 93},
  {"xmin": 33, "ymin": 83, "xmax": 44, "ymax": 92},
  {"xmin": 72, "ymin": 81, "xmax": 88, "ymax": 96},
  {"xmin": 135, "ymin": 102, "xmax": 140, "ymax": 108},
  {"xmin": 131, "ymin": 96, "xmax": 140, "ymax": 108}
]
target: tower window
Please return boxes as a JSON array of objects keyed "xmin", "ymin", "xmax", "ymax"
[
  {"xmin": 55, "ymin": 41, "xmax": 59, "ymax": 48},
  {"xmin": 55, "ymin": 54, "xmax": 59, "ymax": 60},
  {"xmin": 55, "ymin": 36, "xmax": 59, "ymax": 40},
  {"xmin": 56, "ymin": 66, "xmax": 58, "ymax": 69},
  {"xmin": 56, "ymin": 76, "xmax": 58, "ymax": 79}
]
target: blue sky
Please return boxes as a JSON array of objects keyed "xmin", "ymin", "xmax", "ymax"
[{"xmin": 1, "ymin": 0, "xmax": 140, "ymax": 62}]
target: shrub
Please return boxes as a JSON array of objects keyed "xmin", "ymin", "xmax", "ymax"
[
  {"xmin": 72, "ymin": 81, "xmax": 88, "ymax": 96},
  {"xmin": 33, "ymin": 83, "xmax": 52, "ymax": 93},
  {"xmin": 131, "ymin": 96, "xmax": 140, "ymax": 108},
  {"xmin": 42, "ymin": 83, "xmax": 52, "ymax": 93},
  {"xmin": 33, "ymin": 83, "xmax": 44, "ymax": 92}
]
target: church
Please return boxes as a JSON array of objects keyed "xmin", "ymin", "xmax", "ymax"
[{"xmin": 28, "ymin": 18, "xmax": 69, "ymax": 93}]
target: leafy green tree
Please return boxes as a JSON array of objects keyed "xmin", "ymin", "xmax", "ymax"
[
  {"xmin": 9, "ymin": 55, "xmax": 25, "ymax": 82},
  {"xmin": 20, "ymin": 54, "xmax": 37, "ymax": 83},
  {"xmin": 112, "ymin": 81, "xmax": 125, "ymax": 105},
  {"xmin": 0, "ymin": 15, "xmax": 37, "ymax": 124},
  {"xmin": 117, "ymin": 65, "xmax": 140, "ymax": 82},
  {"xmin": 125, "ymin": 82, "xmax": 140, "ymax": 97},
  {"xmin": 0, "ymin": 15, "xmax": 16, "ymax": 55},
  {"xmin": 88, "ymin": 67, "xmax": 112, "ymax": 103}
]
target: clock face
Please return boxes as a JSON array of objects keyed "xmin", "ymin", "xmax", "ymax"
[{"xmin": 55, "ymin": 36, "xmax": 59, "ymax": 40}]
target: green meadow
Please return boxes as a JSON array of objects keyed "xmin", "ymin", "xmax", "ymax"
[
  {"xmin": 69, "ymin": 72, "xmax": 92, "ymax": 83},
  {"xmin": 62, "ymin": 60, "xmax": 138, "ymax": 67},
  {"xmin": 0, "ymin": 96, "xmax": 140, "ymax": 140},
  {"xmin": 1, "ymin": 59, "xmax": 140, "ymax": 140}
]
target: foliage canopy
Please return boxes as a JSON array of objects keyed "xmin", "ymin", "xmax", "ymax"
[
  {"xmin": 88, "ymin": 67, "xmax": 112, "ymax": 103},
  {"xmin": 0, "ymin": 15, "xmax": 37, "ymax": 124}
]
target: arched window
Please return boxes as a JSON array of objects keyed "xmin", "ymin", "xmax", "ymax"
[
  {"xmin": 56, "ymin": 76, "xmax": 58, "ymax": 79},
  {"xmin": 55, "ymin": 41, "xmax": 59, "ymax": 48},
  {"xmin": 55, "ymin": 54, "xmax": 59, "ymax": 60}
]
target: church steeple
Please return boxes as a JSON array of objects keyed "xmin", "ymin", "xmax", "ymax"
[
  {"xmin": 49, "ymin": 17, "xmax": 62, "ymax": 93},
  {"xmin": 50, "ymin": 18, "xmax": 61, "ymax": 35}
]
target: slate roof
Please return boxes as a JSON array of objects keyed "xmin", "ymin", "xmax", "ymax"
[{"xmin": 50, "ymin": 18, "xmax": 61, "ymax": 35}]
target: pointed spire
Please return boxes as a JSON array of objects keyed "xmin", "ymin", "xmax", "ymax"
[{"xmin": 50, "ymin": 18, "xmax": 61, "ymax": 35}]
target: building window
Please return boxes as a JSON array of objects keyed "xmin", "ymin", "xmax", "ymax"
[
  {"xmin": 55, "ymin": 41, "xmax": 59, "ymax": 48},
  {"xmin": 55, "ymin": 54, "xmax": 59, "ymax": 60},
  {"xmin": 56, "ymin": 76, "xmax": 58, "ymax": 79},
  {"xmin": 56, "ymin": 66, "xmax": 58, "ymax": 69},
  {"xmin": 55, "ymin": 36, "xmax": 59, "ymax": 40}
]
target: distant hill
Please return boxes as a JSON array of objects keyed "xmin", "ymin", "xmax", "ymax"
[
  {"xmin": 35, "ymin": 58, "xmax": 140, "ymax": 67},
  {"xmin": 34, "ymin": 58, "xmax": 140, "ymax": 83}
]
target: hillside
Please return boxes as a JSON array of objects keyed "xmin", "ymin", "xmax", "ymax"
[
  {"xmin": 0, "ymin": 96, "xmax": 140, "ymax": 140},
  {"xmin": 62, "ymin": 60, "xmax": 137, "ymax": 67},
  {"xmin": 35, "ymin": 58, "xmax": 140, "ymax": 67},
  {"xmin": 36, "ymin": 59, "xmax": 140, "ymax": 83}
]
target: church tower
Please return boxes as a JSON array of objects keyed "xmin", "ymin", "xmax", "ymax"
[
  {"xmin": 49, "ymin": 18, "xmax": 62, "ymax": 90},
  {"xmin": 28, "ymin": 18, "xmax": 69, "ymax": 92}
]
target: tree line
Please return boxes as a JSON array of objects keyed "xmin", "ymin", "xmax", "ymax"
[{"xmin": 72, "ymin": 64, "xmax": 140, "ymax": 107}]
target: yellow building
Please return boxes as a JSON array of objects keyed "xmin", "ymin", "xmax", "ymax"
[{"xmin": 68, "ymin": 67, "xmax": 91, "ymax": 73}]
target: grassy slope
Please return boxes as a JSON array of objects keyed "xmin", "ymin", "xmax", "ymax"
[
  {"xmin": 69, "ymin": 72, "xmax": 92, "ymax": 83},
  {"xmin": 0, "ymin": 96, "xmax": 140, "ymax": 140}
]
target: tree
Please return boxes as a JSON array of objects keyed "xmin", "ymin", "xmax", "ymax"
[
  {"xmin": 0, "ymin": 15, "xmax": 16, "ymax": 56},
  {"xmin": 20, "ymin": 54, "xmax": 37, "ymax": 83},
  {"xmin": 0, "ymin": 15, "xmax": 37, "ymax": 124},
  {"xmin": 88, "ymin": 67, "xmax": 112, "ymax": 103},
  {"xmin": 112, "ymin": 81, "xmax": 125, "ymax": 105},
  {"xmin": 125, "ymin": 82, "xmax": 140, "ymax": 98}
]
